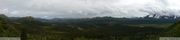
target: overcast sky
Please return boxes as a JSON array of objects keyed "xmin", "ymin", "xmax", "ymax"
[{"xmin": 0, "ymin": 0, "xmax": 180, "ymax": 18}]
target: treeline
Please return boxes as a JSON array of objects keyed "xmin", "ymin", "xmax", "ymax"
[
  {"xmin": 34, "ymin": 16, "xmax": 178, "ymax": 24},
  {"xmin": 0, "ymin": 14, "xmax": 178, "ymax": 40}
]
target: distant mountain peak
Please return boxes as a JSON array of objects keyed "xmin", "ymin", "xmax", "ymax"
[
  {"xmin": 20, "ymin": 16, "xmax": 35, "ymax": 21},
  {"xmin": 0, "ymin": 14, "xmax": 8, "ymax": 19},
  {"xmin": 144, "ymin": 14, "xmax": 180, "ymax": 19}
]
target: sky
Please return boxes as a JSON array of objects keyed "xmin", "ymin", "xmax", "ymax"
[{"xmin": 0, "ymin": 0, "xmax": 180, "ymax": 18}]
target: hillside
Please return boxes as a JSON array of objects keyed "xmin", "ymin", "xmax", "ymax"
[
  {"xmin": 0, "ymin": 14, "xmax": 177, "ymax": 40},
  {"xmin": 162, "ymin": 21, "xmax": 180, "ymax": 37},
  {"xmin": 10, "ymin": 16, "xmax": 167, "ymax": 40},
  {"xmin": 0, "ymin": 17, "xmax": 20, "ymax": 37}
]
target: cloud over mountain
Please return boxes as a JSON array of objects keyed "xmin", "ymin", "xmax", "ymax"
[{"xmin": 0, "ymin": 0, "xmax": 180, "ymax": 18}]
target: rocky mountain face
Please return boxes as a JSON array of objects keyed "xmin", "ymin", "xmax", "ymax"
[{"xmin": 144, "ymin": 14, "xmax": 180, "ymax": 19}]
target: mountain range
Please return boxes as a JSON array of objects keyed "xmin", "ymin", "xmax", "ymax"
[{"xmin": 0, "ymin": 14, "xmax": 180, "ymax": 40}]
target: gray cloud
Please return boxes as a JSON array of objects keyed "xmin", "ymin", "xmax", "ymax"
[{"xmin": 0, "ymin": 0, "xmax": 180, "ymax": 18}]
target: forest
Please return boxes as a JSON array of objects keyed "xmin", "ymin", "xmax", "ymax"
[{"xmin": 0, "ymin": 14, "xmax": 179, "ymax": 40}]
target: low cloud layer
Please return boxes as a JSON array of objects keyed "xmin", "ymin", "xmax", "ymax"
[{"xmin": 0, "ymin": 0, "xmax": 180, "ymax": 18}]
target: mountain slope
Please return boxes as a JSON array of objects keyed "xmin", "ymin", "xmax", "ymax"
[
  {"xmin": 162, "ymin": 21, "xmax": 180, "ymax": 37},
  {"xmin": 0, "ymin": 17, "xmax": 20, "ymax": 37}
]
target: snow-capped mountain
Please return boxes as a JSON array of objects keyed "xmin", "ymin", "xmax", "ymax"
[{"xmin": 144, "ymin": 14, "xmax": 180, "ymax": 19}]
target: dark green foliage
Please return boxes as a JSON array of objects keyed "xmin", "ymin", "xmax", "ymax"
[
  {"xmin": 162, "ymin": 21, "xmax": 180, "ymax": 37},
  {"xmin": 21, "ymin": 29, "xmax": 27, "ymax": 40},
  {"xmin": 0, "ymin": 17, "xmax": 20, "ymax": 37},
  {"xmin": 10, "ymin": 16, "xmax": 167, "ymax": 40},
  {"xmin": 0, "ymin": 15, "xmax": 177, "ymax": 40}
]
